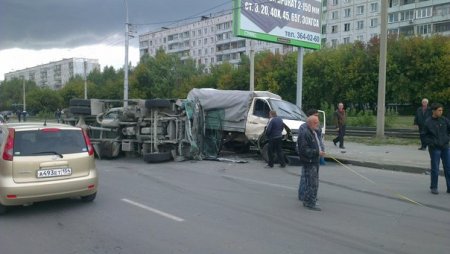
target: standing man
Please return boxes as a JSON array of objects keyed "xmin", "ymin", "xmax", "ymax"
[
  {"xmin": 298, "ymin": 115, "xmax": 324, "ymax": 211},
  {"xmin": 265, "ymin": 110, "xmax": 286, "ymax": 168},
  {"xmin": 298, "ymin": 109, "xmax": 325, "ymax": 201},
  {"xmin": 332, "ymin": 102, "xmax": 347, "ymax": 149},
  {"xmin": 423, "ymin": 103, "xmax": 450, "ymax": 195},
  {"xmin": 414, "ymin": 98, "xmax": 432, "ymax": 150}
]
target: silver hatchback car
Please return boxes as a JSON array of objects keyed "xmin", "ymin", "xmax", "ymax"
[{"xmin": 0, "ymin": 122, "xmax": 98, "ymax": 214}]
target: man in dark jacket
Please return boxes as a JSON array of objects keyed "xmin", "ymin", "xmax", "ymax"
[
  {"xmin": 265, "ymin": 110, "xmax": 286, "ymax": 168},
  {"xmin": 423, "ymin": 103, "xmax": 450, "ymax": 194},
  {"xmin": 414, "ymin": 98, "xmax": 432, "ymax": 150},
  {"xmin": 332, "ymin": 102, "xmax": 346, "ymax": 149},
  {"xmin": 298, "ymin": 115, "xmax": 324, "ymax": 211}
]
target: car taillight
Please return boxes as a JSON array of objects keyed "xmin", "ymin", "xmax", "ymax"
[
  {"xmin": 82, "ymin": 129, "xmax": 94, "ymax": 156},
  {"xmin": 2, "ymin": 128, "xmax": 15, "ymax": 161}
]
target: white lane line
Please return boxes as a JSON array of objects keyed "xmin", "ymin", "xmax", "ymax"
[
  {"xmin": 222, "ymin": 175, "xmax": 296, "ymax": 191},
  {"xmin": 121, "ymin": 198, "xmax": 185, "ymax": 222}
]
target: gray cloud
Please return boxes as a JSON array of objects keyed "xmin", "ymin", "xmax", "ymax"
[{"xmin": 0, "ymin": 0, "xmax": 231, "ymax": 50}]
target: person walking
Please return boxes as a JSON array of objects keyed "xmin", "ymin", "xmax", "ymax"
[
  {"xmin": 298, "ymin": 109, "xmax": 325, "ymax": 201},
  {"xmin": 332, "ymin": 102, "xmax": 347, "ymax": 149},
  {"xmin": 265, "ymin": 110, "xmax": 286, "ymax": 168},
  {"xmin": 423, "ymin": 103, "xmax": 450, "ymax": 195},
  {"xmin": 298, "ymin": 115, "xmax": 324, "ymax": 211},
  {"xmin": 414, "ymin": 98, "xmax": 432, "ymax": 150},
  {"xmin": 55, "ymin": 108, "xmax": 61, "ymax": 123}
]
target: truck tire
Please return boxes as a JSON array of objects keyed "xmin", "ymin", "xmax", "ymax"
[
  {"xmin": 70, "ymin": 106, "xmax": 91, "ymax": 115},
  {"xmin": 70, "ymin": 99, "xmax": 91, "ymax": 107},
  {"xmin": 145, "ymin": 99, "xmax": 171, "ymax": 109},
  {"xmin": 143, "ymin": 151, "xmax": 173, "ymax": 163}
]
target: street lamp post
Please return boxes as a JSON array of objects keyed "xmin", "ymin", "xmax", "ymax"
[
  {"xmin": 22, "ymin": 77, "xmax": 26, "ymax": 112},
  {"xmin": 123, "ymin": 0, "xmax": 129, "ymax": 107}
]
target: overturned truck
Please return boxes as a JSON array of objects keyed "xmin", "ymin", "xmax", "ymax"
[{"xmin": 66, "ymin": 89, "xmax": 323, "ymax": 163}]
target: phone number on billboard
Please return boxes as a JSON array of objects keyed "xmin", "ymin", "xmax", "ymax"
[
  {"xmin": 297, "ymin": 32, "xmax": 320, "ymax": 43},
  {"xmin": 285, "ymin": 30, "xmax": 320, "ymax": 43}
]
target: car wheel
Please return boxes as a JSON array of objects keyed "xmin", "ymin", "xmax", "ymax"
[
  {"xmin": 81, "ymin": 192, "xmax": 97, "ymax": 202},
  {"xmin": 143, "ymin": 151, "xmax": 173, "ymax": 163},
  {"xmin": 145, "ymin": 99, "xmax": 172, "ymax": 109},
  {"xmin": 0, "ymin": 204, "xmax": 7, "ymax": 215},
  {"xmin": 70, "ymin": 99, "xmax": 91, "ymax": 107}
]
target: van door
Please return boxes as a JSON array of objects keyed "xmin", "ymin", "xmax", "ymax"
[{"xmin": 245, "ymin": 98, "xmax": 271, "ymax": 141}]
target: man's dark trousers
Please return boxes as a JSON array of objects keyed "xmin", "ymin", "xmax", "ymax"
[{"xmin": 268, "ymin": 137, "xmax": 285, "ymax": 167}]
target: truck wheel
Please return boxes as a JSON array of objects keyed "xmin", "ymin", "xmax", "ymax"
[
  {"xmin": 145, "ymin": 99, "xmax": 171, "ymax": 109},
  {"xmin": 143, "ymin": 152, "xmax": 173, "ymax": 163},
  {"xmin": 70, "ymin": 99, "xmax": 91, "ymax": 107}
]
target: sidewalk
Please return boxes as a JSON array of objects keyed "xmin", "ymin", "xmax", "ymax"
[{"xmin": 323, "ymin": 140, "xmax": 433, "ymax": 174}]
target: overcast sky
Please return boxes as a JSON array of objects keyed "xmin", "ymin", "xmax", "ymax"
[{"xmin": 0, "ymin": 0, "xmax": 232, "ymax": 80}]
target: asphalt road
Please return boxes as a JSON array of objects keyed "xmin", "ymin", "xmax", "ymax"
[{"xmin": 1, "ymin": 155, "xmax": 449, "ymax": 254}]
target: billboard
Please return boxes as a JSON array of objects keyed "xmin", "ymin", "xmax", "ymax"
[{"xmin": 233, "ymin": 0, "xmax": 322, "ymax": 49}]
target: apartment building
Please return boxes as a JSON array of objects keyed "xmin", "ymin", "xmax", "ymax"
[
  {"xmin": 322, "ymin": 0, "xmax": 450, "ymax": 47},
  {"xmin": 4, "ymin": 58, "xmax": 100, "ymax": 89},
  {"xmin": 138, "ymin": 13, "xmax": 295, "ymax": 71}
]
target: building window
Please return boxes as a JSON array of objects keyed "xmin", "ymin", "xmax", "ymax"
[
  {"xmin": 322, "ymin": 25, "xmax": 327, "ymax": 34},
  {"xmin": 417, "ymin": 24, "xmax": 432, "ymax": 35},
  {"xmin": 356, "ymin": 35, "xmax": 364, "ymax": 41},
  {"xmin": 331, "ymin": 39, "xmax": 338, "ymax": 48},
  {"xmin": 343, "ymin": 37, "xmax": 350, "ymax": 44},
  {"xmin": 193, "ymin": 40, "xmax": 196, "ymax": 46},
  {"xmin": 344, "ymin": 8, "xmax": 351, "ymax": 17},
  {"xmin": 198, "ymin": 49, "xmax": 201, "ymax": 56},
  {"xmin": 204, "ymin": 38, "xmax": 207, "ymax": 45},
  {"xmin": 332, "ymin": 0, "xmax": 338, "ymax": 6},
  {"xmin": 370, "ymin": 18, "xmax": 378, "ymax": 27},
  {"xmin": 357, "ymin": 5, "xmax": 364, "ymax": 15},
  {"xmin": 400, "ymin": 10, "xmax": 414, "ymax": 21},
  {"xmin": 416, "ymin": 7, "xmax": 432, "ymax": 19},
  {"xmin": 357, "ymin": 20, "xmax": 364, "ymax": 30},
  {"xmin": 344, "ymin": 23, "xmax": 351, "ymax": 31},
  {"xmin": 370, "ymin": 3, "xmax": 378, "ymax": 12},
  {"xmin": 388, "ymin": 13, "xmax": 399, "ymax": 23},
  {"xmin": 332, "ymin": 25, "xmax": 338, "ymax": 33},
  {"xmin": 332, "ymin": 11, "xmax": 339, "ymax": 19}
]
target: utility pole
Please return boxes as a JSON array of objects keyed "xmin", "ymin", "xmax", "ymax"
[
  {"xmin": 22, "ymin": 77, "xmax": 26, "ymax": 112},
  {"xmin": 249, "ymin": 40, "xmax": 254, "ymax": 91},
  {"xmin": 84, "ymin": 59, "xmax": 87, "ymax": 99},
  {"xmin": 376, "ymin": 0, "xmax": 388, "ymax": 138},
  {"xmin": 123, "ymin": 0, "xmax": 129, "ymax": 107},
  {"xmin": 296, "ymin": 48, "xmax": 304, "ymax": 109}
]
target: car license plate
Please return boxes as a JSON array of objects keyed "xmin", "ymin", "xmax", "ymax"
[{"xmin": 37, "ymin": 168, "xmax": 72, "ymax": 178}]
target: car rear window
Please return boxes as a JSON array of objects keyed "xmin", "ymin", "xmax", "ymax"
[{"xmin": 13, "ymin": 129, "xmax": 88, "ymax": 156}]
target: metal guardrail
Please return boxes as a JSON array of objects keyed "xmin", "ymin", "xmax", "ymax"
[{"xmin": 325, "ymin": 126, "xmax": 418, "ymax": 139}]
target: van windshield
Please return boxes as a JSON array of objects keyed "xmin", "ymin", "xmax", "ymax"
[
  {"xmin": 268, "ymin": 99, "xmax": 307, "ymax": 121},
  {"xmin": 13, "ymin": 129, "xmax": 88, "ymax": 156}
]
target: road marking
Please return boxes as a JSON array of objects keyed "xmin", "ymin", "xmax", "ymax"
[
  {"xmin": 121, "ymin": 198, "xmax": 185, "ymax": 222},
  {"xmin": 222, "ymin": 175, "xmax": 296, "ymax": 190}
]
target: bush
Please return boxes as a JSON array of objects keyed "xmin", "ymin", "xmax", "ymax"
[
  {"xmin": 347, "ymin": 110, "xmax": 375, "ymax": 127},
  {"xmin": 385, "ymin": 108, "xmax": 399, "ymax": 128}
]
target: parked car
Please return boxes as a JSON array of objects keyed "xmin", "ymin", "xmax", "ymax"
[{"xmin": 0, "ymin": 122, "xmax": 98, "ymax": 214}]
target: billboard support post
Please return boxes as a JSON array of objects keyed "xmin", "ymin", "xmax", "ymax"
[
  {"xmin": 250, "ymin": 40, "xmax": 255, "ymax": 91},
  {"xmin": 296, "ymin": 47, "xmax": 304, "ymax": 110}
]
